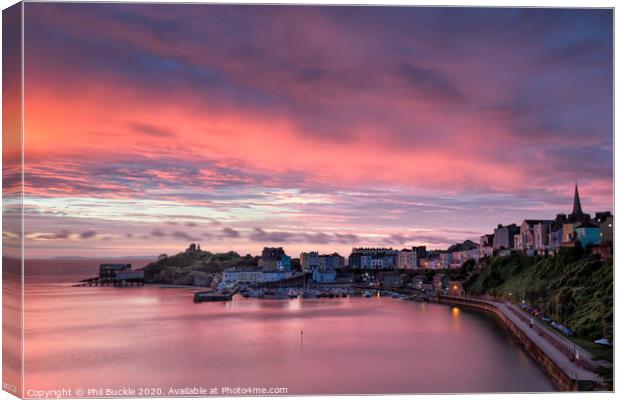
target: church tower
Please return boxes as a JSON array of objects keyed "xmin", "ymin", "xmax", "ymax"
[
  {"xmin": 568, "ymin": 182, "xmax": 589, "ymax": 223},
  {"xmin": 572, "ymin": 183, "xmax": 583, "ymax": 215}
]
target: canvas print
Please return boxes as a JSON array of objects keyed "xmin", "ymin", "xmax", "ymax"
[{"xmin": 1, "ymin": 1, "xmax": 614, "ymax": 397}]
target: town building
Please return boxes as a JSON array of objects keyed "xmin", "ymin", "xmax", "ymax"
[
  {"xmin": 321, "ymin": 253, "xmax": 345, "ymax": 270},
  {"xmin": 516, "ymin": 220, "xmax": 553, "ymax": 253},
  {"xmin": 479, "ymin": 245, "xmax": 494, "ymax": 259},
  {"xmin": 309, "ymin": 253, "xmax": 344, "ymax": 283},
  {"xmin": 371, "ymin": 255, "xmax": 396, "ymax": 269},
  {"xmin": 547, "ymin": 222, "xmax": 564, "ymax": 254},
  {"xmin": 498, "ymin": 249, "xmax": 513, "ymax": 257},
  {"xmin": 479, "ymin": 234, "xmax": 494, "ymax": 247},
  {"xmin": 99, "ymin": 263, "xmax": 131, "ymax": 278},
  {"xmin": 478, "ymin": 233, "xmax": 494, "ymax": 258},
  {"xmin": 300, "ymin": 251, "xmax": 319, "ymax": 272},
  {"xmin": 259, "ymin": 247, "xmax": 291, "ymax": 271},
  {"xmin": 348, "ymin": 248, "xmax": 398, "ymax": 269},
  {"xmin": 561, "ymin": 184, "xmax": 593, "ymax": 247},
  {"xmin": 596, "ymin": 212, "xmax": 613, "ymax": 244},
  {"xmin": 433, "ymin": 273, "xmax": 449, "ymax": 294},
  {"xmin": 514, "ymin": 233, "xmax": 524, "ymax": 252},
  {"xmin": 420, "ymin": 283, "xmax": 435, "ymax": 296},
  {"xmin": 533, "ymin": 220, "xmax": 553, "ymax": 253},
  {"xmin": 360, "ymin": 254, "xmax": 373, "ymax": 269},
  {"xmin": 223, "ymin": 267, "xmax": 293, "ymax": 283},
  {"xmin": 448, "ymin": 240, "xmax": 479, "ymax": 268},
  {"xmin": 439, "ymin": 251, "xmax": 453, "ymax": 268},
  {"xmin": 575, "ymin": 222, "xmax": 602, "ymax": 248},
  {"xmin": 493, "ymin": 224, "xmax": 519, "ymax": 250},
  {"xmin": 114, "ymin": 270, "xmax": 144, "ymax": 281},
  {"xmin": 397, "ymin": 249, "xmax": 415, "ymax": 269},
  {"xmin": 378, "ymin": 271, "xmax": 402, "ymax": 288},
  {"xmin": 421, "ymin": 255, "xmax": 442, "ymax": 270},
  {"xmin": 411, "ymin": 246, "xmax": 427, "ymax": 268},
  {"xmin": 410, "ymin": 276, "xmax": 425, "ymax": 290},
  {"xmin": 562, "ymin": 222, "xmax": 578, "ymax": 247}
]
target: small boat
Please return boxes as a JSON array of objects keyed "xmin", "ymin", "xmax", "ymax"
[{"xmin": 194, "ymin": 291, "xmax": 232, "ymax": 303}]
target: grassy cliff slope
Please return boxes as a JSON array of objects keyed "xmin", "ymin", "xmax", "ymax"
[
  {"xmin": 464, "ymin": 248, "xmax": 613, "ymax": 342},
  {"xmin": 141, "ymin": 247, "xmax": 259, "ymax": 285}
]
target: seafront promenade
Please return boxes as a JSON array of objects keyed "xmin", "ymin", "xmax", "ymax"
[{"xmin": 438, "ymin": 295, "xmax": 605, "ymax": 390}]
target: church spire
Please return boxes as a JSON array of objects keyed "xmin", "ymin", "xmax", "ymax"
[{"xmin": 572, "ymin": 182, "xmax": 583, "ymax": 216}]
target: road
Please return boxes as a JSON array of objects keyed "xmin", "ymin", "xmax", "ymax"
[{"xmin": 489, "ymin": 298, "xmax": 603, "ymax": 382}]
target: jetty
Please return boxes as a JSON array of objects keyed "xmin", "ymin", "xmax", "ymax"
[{"xmin": 193, "ymin": 283, "xmax": 240, "ymax": 303}]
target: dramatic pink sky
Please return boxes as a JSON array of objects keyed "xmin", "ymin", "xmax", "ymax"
[{"xmin": 14, "ymin": 4, "xmax": 613, "ymax": 258}]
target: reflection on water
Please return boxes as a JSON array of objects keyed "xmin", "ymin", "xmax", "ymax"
[{"xmin": 23, "ymin": 260, "xmax": 556, "ymax": 394}]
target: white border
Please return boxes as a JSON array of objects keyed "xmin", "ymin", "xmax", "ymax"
[{"xmin": 0, "ymin": 2, "xmax": 616, "ymax": 400}]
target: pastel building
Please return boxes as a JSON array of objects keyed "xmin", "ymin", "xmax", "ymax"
[
  {"xmin": 575, "ymin": 222, "xmax": 602, "ymax": 248},
  {"xmin": 547, "ymin": 222, "xmax": 564, "ymax": 253},
  {"xmin": 439, "ymin": 251, "xmax": 453, "ymax": 268},
  {"xmin": 493, "ymin": 224, "xmax": 519, "ymax": 250},
  {"xmin": 517, "ymin": 220, "xmax": 553, "ymax": 252},
  {"xmin": 397, "ymin": 249, "xmax": 416, "ymax": 269},
  {"xmin": 447, "ymin": 240, "xmax": 479, "ymax": 268},
  {"xmin": 421, "ymin": 256, "xmax": 442, "ymax": 270},
  {"xmin": 319, "ymin": 253, "xmax": 345, "ymax": 270},
  {"xmin": 348, "ymin": 248, "xmax": 398, "ymax": 269},
  {"xmin": 360, "ymin": 254, "xmax": 373, "ymax": 269},
  {"xmin": 596, "ymin": 212, "xmax": 613, "ymax": 244},
  {"xmin": 533, "ymin": 221, "xmax": 553, "ymax": 252},
  {"xmin": 300, "ymin": 251, "xmax": 320, "ymax": 271},
  {"xmin": 311, "ymin": 253, "xmax": 344, "ymax": 283},
  {"xmin": 562, "ymin": 223, "xmax": 578, "ymax": 246},
  {"xmin": 479, "ymin": 234, "xmax": 494, "ymax": 247},
  {"xmin": 259, "ymin": 247, "xmax": 291, "ymax": 271},
  {"xmin": 479, "ymin": 245, "xmax": 494, "ymax": 258},
  {"xmin": 451, "ymin": 247, "xmax": 480, "ymax": 267},
  {"xmin": 514, "ymin": 233, "xmax": 524, "ymax": 251},
  {"xmin": 411, "ymin": 246, "xmax": 427, "ymax": 268},
  {"xmin": 478, "ymin": 234, "xmax": 494, "ymax": 259}
]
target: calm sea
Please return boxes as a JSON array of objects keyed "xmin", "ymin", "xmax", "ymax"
[{"xmin": 16, "ymin": 259, "xmax": 556, "ymax": 395}]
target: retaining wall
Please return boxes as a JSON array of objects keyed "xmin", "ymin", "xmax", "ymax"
[{"xmin": 437, "ymin": 296, "xmax": 578, "ymax": 391}]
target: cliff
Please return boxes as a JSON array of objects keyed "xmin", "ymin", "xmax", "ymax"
[{"xmin": 464, "ymin": 247, "xmax": 613, "ymax": 343}]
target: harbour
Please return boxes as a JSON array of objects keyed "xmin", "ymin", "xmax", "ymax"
[
  {"xmin": 23, "ymin": 259, "xmax": 557, "ymax": 395},
  {"xmin": 66, "ymin": 258, "xmax": 610, "ymax": 392}
]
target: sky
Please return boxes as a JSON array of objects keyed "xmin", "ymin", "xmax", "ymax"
[{"xmin": 10, "ymin": 3, "xmax": 614, "ymax": 258}]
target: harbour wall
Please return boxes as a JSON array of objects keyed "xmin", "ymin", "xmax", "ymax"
[{"xmin": 437, "ymin": 295, "xmax": 581, "ymax": 391}]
